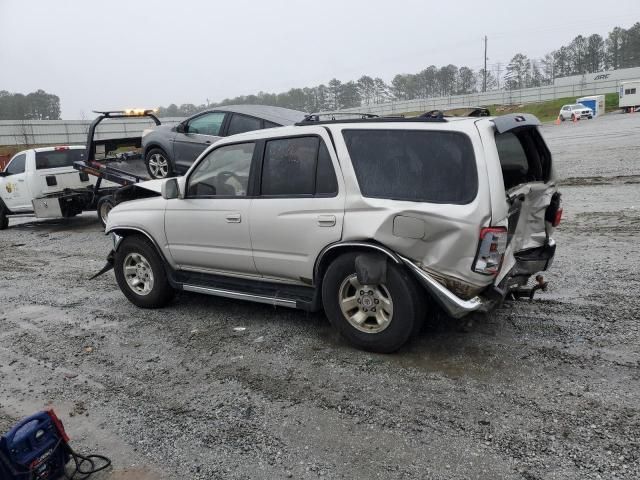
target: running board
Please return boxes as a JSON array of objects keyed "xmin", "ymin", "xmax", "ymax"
[
  {"xmin": 182, "ymin": 284, "xmax": 298, "ymax": 308},
  {"xmin": 171, "ymin": 270, "xmax": 319, "ymax": 311}
]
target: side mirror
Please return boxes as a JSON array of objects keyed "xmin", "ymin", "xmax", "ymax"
[
  {"xmin": 176, "ymin": 123, "xmax": 186, "ymax": 134},
  {"xmin": 161, "ymin": 178, "xmax": 180, "ymax": 200}
]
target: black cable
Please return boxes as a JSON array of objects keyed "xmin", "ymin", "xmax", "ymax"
[{"xmin": 64, "ymin": 444, "xmax": 112, "ymax": 480}]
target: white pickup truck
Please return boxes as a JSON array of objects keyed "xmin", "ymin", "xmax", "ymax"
[{"xmin": 0, "ymin": 146, "xmax": 117, "ymax": 229}]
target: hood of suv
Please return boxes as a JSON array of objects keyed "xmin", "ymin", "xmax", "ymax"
[{"xmin": 133, "ymin": 179, "xmax": 165, "ymax": 193}]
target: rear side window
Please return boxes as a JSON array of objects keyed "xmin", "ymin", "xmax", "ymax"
[
  {"xmin": 227, "ymin": 114, "xmax": 262, "ymax": 136},
  {"xmin": 495, "ymin": 130, "xmax": 551, "ymax": 190},
  {"xmin": 35, "ymin": 149, "xmax": 86, "ymax": 170},
  {"xmin": 260, "ymin": 136, "xmax": 338, "ymax": 196},
  {"xmin": 342, "ymin": 129, "xmax": 477, "ymax": 204},
  {"xmin": 5, "ymin": 153, "xmax": 26, "ymax": 175}
]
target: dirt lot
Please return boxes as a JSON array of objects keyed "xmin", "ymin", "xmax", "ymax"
[{"xmin": 1, "ymin": 113, "xmax": 639, "ymax": 480}]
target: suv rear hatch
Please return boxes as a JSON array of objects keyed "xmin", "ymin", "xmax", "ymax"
[{"xmin": 487, "ymin": 114, "xmax": 561, "ymax": 286}]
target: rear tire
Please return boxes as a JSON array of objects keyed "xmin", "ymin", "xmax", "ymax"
[
  {"xmin": 97, "ymin": 195, "xmax": 115, "ymax": 228},
  {"xmin": 0, "ymin": 203, "xmax": 8, "ymax": 230},
  {"xmin": 145, "ymin": 148, "xmax": 173, "ymax": 179},
  {"xmin": 114, "ymin": 235, "xmax": 175, "ymax": 308},
  {"xmin": 322, "ymin": 252, "xmax": 425, "ymax": 353}
]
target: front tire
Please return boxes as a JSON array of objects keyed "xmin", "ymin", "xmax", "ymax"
[
  {"xmin": 322, "ymin": 253, "xmax": 425, "ymax": 353},
  {"xmin": 113, "ymin": 235, "xmax": 175, "ymax": 308},
  {"xmin": 145, "ymin": 148, "xmax": 173, "ymax": 179},
  {"xmin": 96, "ymin": 195, "xmax": 115, "ymax": 228}
]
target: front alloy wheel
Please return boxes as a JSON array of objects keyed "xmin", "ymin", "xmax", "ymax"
[
  {"xmin": 148, "ymin": 153, "xmax": 169, "ymax": 178},
  {"xmin": 145, "ymin": 148, "xmax": 173, "ymax": 179},
  {"xmin": 123, "ymin": 252, "xmax": 155, "ymax": 296}
]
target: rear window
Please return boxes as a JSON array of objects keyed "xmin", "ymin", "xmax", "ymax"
[
  {"xmin": 495, "ymin": 130, "xmax": 551, "ymax": 190},
  {"xmin": 36, "ymin": 149, "xmax": 86, "ymax": 170},
  {"xmin": 342, "ymin": 129, "xmax": 477, "ymax": 204}
]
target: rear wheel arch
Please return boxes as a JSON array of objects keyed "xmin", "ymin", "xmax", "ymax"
[{"xmin": 314, "ymin": 241, "xmax": 402, "ymax": 288}]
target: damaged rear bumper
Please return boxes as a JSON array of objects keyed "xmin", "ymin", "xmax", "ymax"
[
  {"xmin": 399, "ymin": 255, "xmax": 488, "ymax": 319},
  {"xmin": 399, "ymin": 240, "xmax": 556, "ymax": 319}
]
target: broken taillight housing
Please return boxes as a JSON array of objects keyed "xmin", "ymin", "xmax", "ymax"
[
  {"xmin": 552, "ymin": 208, "xmax": 563, "ymax": 227},
  {"xmin": 472, "ymin": 227, "xmax": 508, "ymax": 275}
]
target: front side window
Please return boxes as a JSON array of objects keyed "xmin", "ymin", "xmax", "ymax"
[
  {"xmin": 187, "ymin": 142, "xmax": 255, "ymax": 198},
  {"xmin": 261, "ymin": 136, "xmax": 337, "ymax": 196},
  {"xmin": 35, "ymin": 149, "xmax": 86, "ymax": 170},
  {"xmin": 227, "ymin": 114, "xmax": 262, "ymax": 136},
  {"xmin": 5, "ymin": 153, "xmax": 26, "ymax": 175},
  {"xmin": 186, "ymin": 112, "xmax": 225, "ymax": 136},
  {"xmin": 342, "ymin": 129, "xmax": 477, "ymax": 204}
]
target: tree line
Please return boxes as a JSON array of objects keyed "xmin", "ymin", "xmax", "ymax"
[
  {"xmin": 0, "ymin": 89, "xmax": 61, "ymax": 120},
  {"xmin": 158, "ymin": 22, "xmax": 640, "ymax": 116}
]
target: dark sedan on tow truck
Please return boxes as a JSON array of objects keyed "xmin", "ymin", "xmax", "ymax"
[{"xmin": 141, "ymin": 105, "xmax": 306, "ymax": 179}]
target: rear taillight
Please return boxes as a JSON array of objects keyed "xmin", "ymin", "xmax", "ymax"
[
  {"xmin": 472, "ymin": 227, "xmax": 508, "ymax": 275},
  {"xmin": 553, "ymin": 208, "xmax": 563, "ymax": 227},
  {"xmin": 545, "ymin": 192, "xmax": 562, "ymax": 228}
]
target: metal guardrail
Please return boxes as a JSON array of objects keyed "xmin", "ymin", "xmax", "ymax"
[
  {"xmin": 0, "ymin": 117, "xmax": 184, "ymax": 148},
  {"xmin": 338, "ymin": 78, "xmax": 625, "ymax": 116}
]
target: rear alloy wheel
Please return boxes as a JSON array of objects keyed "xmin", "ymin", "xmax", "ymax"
[
  {"xmin": 96, "ymin": 195, "xmax": 115, "ymax": 228},
  {"xmin": 322, "ymin": 252, "xmax": 425, "ymax": 353},
  {"xmin": 145, "ymin": 148, "xmax": 172, "ymax": 179},
  {"xmin": 114, "ymin": 235, "xmax": 174, "ymax": 308},
  {"xmin": 339, "ymin": 275, "xmax": 394, "ymax": 334}
]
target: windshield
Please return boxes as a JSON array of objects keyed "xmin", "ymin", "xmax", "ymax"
[
  {"xmin": 35, "ymin": 148, "xmax": 86, "ymax": 170},
  {"xmin": 342, "ymin": 129, "xmax": 478, "ymax": 204}
]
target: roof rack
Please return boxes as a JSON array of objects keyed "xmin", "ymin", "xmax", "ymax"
[
  {"xmin": 296, "ymin": 111, "xmax": 446, "ymax": 126},
  {"xmin": 301, "ymin": 112, "xmax": 380, "ymax": 122},
  {"xmin": 419, "ymin": 107, "xmax": 491, "ymax": 118}
]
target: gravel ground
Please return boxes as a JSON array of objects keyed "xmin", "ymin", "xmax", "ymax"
[{"xmin": 1, "ymin": 112, "xmax": 638, "ymax": 480}]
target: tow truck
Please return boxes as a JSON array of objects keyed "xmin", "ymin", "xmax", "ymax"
[{"xmin": 0, "ymin": 109, "xmax": 159, "ymax": 230}]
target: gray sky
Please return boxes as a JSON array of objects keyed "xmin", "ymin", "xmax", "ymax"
[{"xmin": 2, "ymin": 0, "xmax": 640, "ymax": 119}]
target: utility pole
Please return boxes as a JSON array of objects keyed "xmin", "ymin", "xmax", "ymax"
[{"xmin": 483, "ymin": 35, "xmax": 488, "ymax": 92}]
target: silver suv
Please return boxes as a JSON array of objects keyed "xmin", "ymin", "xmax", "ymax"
[{"xmin": 102, "ymin": 113, "xmax": 561, "ymax": 352}]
